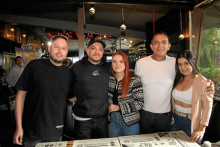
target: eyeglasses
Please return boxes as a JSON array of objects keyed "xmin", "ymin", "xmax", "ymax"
[{"xmin": 51, "ymin": 35, "xmax": 68, "ymax": 42}]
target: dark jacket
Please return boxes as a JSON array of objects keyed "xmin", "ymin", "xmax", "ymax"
[{"xmin": 72, "ymin": 56, "xmax": 111, "ymax": 118}]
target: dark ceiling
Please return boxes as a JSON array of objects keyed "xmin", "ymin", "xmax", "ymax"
[
  {"xmin": 0, "ymin": 0, "xmax": 217, "ymax": 50},
  {"xmin": 0, "ymin": 0, "xmax": 204, "ymax": 30}
]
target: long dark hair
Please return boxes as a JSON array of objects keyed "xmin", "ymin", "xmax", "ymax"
[{"xmin": 173, "ymin": 50, "xmax": 199, "ymax": 88}]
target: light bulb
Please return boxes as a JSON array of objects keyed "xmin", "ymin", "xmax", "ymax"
[
  {"xmin": 10, "ymin": 27, "xmax": 15, "ymax": 32},
  {"xmin": 89, "ymin": 6, "xmax": 95, "ymax": 15},
  {"xmin": 179, "ymin": 34, "xmax": 185, "ymax": 40},
  {"xmin": 120, "ymin": 23, "xmax": 126, "ymax": 31}
]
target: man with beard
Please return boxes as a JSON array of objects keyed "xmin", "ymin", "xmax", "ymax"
[
  {"xmin": 72, "ymin": 38, "xmax": 111, "ymax": 139},
  {"xmin": 13, "ymin": 35, "xmax": 74, "ymax": 147}
]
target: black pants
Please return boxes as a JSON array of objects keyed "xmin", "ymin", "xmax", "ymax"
[
  {"xmin": 140, "ymin": 110, "xmax": 172, "ymax": 134},
  {"xmin": 75, "ymin": 116, "xmax": 108, "ymax": 140}
]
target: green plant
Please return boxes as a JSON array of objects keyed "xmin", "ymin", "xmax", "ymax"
[
  {"xmin": 200, "ymin": 27, "xmax": 220, "ymax": 94},
  {"xmin": 199, "ymin": 66, "xmax": 220, "ymax": 86}
]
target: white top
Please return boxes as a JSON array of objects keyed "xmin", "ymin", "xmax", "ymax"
[
  {"xmin": 172, "ymin": 87, "xmax": 192, "ymax": 113},
  {"xmin": 135, "ymin": 55, "xmax": 176, "ymax": 113},
  {"xmin": 6, "ymin": 65, "xmax": 24, "ymax": 87},
  {"xmin": 172, "ymin": 87, "xmax": 192, "ymax": 104}
]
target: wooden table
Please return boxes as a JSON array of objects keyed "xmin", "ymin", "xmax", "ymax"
[{"xmin": 67, "ymin": 140, "xmax": 74, "ymax": 147}]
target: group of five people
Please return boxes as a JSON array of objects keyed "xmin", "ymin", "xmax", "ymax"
[{"xmin": 12, "ymin": 32, "xmax": 214, "ymax": 147}]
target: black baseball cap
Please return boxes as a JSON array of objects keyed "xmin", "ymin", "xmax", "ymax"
[{"xmin": 87, "ymin": 38, "xmax": 106, "ymax": 48}]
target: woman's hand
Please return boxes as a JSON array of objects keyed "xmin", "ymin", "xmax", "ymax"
[
  {"xmin": 190, "ymin": 130, "xmax": 204, "ymax": 143},
  {"xmin": 108, "ymin": 104, "xmax": 119, "ymax": 113},
  {"xmin": 190, "ymin": 125, "xmax": 206, "ymax": 143}
]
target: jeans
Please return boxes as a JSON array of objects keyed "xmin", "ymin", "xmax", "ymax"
[
  {"xmin": 171, "ymin": 114, "xmax": 203, "ymax": 144},
  {"xmin": 140, "ymin": 110, "xmax": 171, "ymax": 134},
  {"xmin": 75, "ymin": 115, "xmax": 108, "ymax": 139},
  {"xmin": 109, "ymin": 112, "xmax": 139, "ymax": 137},
  {"xmin": 23, "ymin": 136, "xmax": 62, "ymax": 147},
  {"xmin": 171, "ymin": 113, "xmax": 191, "ymax": 137}
]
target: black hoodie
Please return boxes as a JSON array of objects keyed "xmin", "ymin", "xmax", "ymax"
[{"xmin": 72, "ymin": 56, "xmax": 111, "ymax": 118}]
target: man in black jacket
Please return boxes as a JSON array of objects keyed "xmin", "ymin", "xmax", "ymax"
[{"xmin": 72, "ymin": 38, "xmax": 111, "ymax": 139}]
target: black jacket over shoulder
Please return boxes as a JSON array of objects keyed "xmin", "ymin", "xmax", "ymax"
[{"xmin": 72, "ymin": 56, "xmax": 111, "ymax": 118}]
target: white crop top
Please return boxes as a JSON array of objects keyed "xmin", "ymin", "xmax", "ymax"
[{"xmin": 172, "ymin": 87, "xmax": 192, "ymax": 113}]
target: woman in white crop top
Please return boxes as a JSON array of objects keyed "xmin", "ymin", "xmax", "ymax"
[{"xmin": 171, "ymin": 50, "xmax": 213, "ymax": 144}]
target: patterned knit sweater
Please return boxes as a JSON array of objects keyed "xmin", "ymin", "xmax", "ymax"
[{"xmin": 108, "ymin": 75, "xmax": 144, "ymax": 126}]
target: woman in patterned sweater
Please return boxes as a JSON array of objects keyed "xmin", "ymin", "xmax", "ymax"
[{"xmin": 108, "ymin": 51, "xmax": 144, "ymax": 137}]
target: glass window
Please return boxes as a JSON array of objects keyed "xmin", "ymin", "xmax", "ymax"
[{"xmin": 199, "ymin": 4, "xmax": 220, "ymax": 96}]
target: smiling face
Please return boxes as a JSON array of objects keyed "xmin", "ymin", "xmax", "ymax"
[
  {"xmin": 48, "ymin": 38, "xmax": 68, "ymax": 66},
  {"xmin": 86, "ymin": 42, "xmax": 104, "ymax": 64},
  {"xmin": 150, "ymin": 34, "xmax": 171, "ymax": 60},
  {"xmin": 112, "ymin": 54, "xmax": 125, "ymax": 74},
  {"xmin": 177, "ymin": 57, "xmax": 194, "ymax": 76}
]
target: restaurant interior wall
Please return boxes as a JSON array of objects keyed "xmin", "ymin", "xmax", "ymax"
[
  {"xmin": 145, "ymin": 9, "xmax": 188, "ymax": 57},
  {"xmin": 0, "ymin": 22, "xmax": 44, "ymax": 73}
]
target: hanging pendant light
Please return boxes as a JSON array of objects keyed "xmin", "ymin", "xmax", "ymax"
[
  {"xmin": 179, "ymin": 10, "xmax": 185, "ymax": 40},
  {"xmin": 120, "ymin": 5, "xmax": 126, "ymax": 31},
  {"xmin": 120, "ymin": 23, "xmax": 126, "ymax": 31},
  {"xmin": 89, "ymin": 4, "xmax": 95, "ymax": 15}
]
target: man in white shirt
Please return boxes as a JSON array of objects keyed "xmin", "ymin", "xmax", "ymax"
[
  {"xmin": 6, "ymin": 56, "xmax": 24, "ymax": 88},
  {"xmin": 135, "ymin": 32, "xmax": 175, "ymax": 134}
]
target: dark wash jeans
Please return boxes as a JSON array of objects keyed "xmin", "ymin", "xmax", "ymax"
[
  {"xmin": 23, "ymin": 136, "xmax": 62, "ymax": 147},
  {"xmin": 140, "ymin": 110, "xmax": 172, "ymax": 134},
  {"xmin": 171, "ymin": 114, "xmax": 203, "ymax": 144},
  {"xmin": 171, "ymin": 113, "xmax": 191, "ymax": 136},
  {"xmin": 109, "ymin": 112, "xmax": 139, "ymax": 137},
  {"xmin": 75, "ymin": 115, "xmax": 109, "ymax": 140}
]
